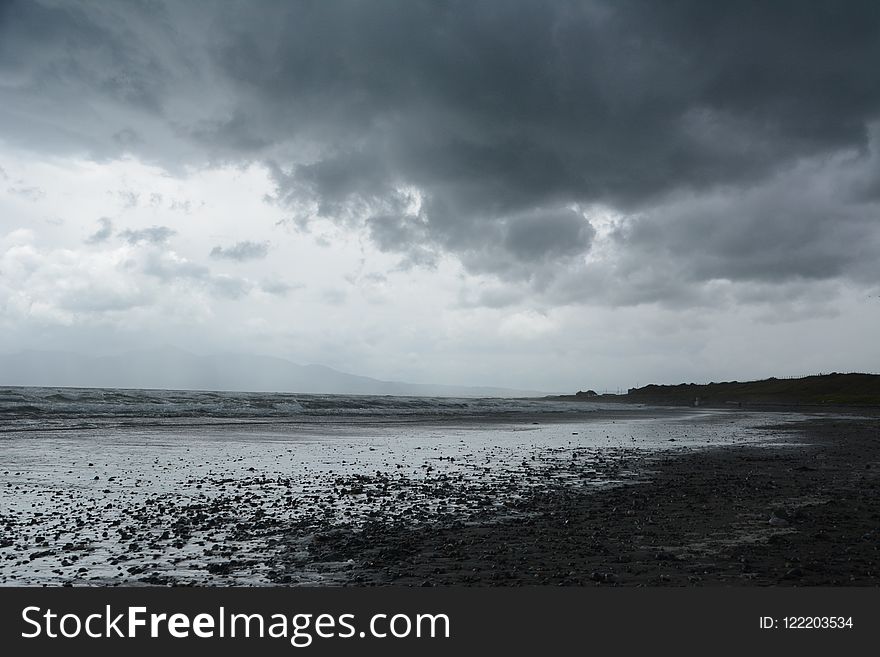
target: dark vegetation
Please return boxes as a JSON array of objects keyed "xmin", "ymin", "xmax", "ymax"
[{"xmin": 553, "ymin": 373, "xmax": 880, "ymax": 407}]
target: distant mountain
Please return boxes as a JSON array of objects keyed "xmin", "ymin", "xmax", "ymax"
[{"xmin": 0, "ymin": 348, "xmax": 546, "ymax": 398}]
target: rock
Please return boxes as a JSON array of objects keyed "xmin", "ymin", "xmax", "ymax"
[{"xmin": 769, "ymin": 512, "xmax": 790, "ymax": 527}]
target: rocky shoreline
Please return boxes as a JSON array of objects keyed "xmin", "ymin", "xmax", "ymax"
[
  {"xmin": 3, "ymin": 412, "xmax": 877, "ymax": 586},
  {"xmin": 300, "ymin": 415, "xmax": 880, "ymax": 586}
]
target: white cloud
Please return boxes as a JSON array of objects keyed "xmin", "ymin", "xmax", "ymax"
[{"xmin": 498, "ymin": 310, "xmax": 557, "ymax": 340}]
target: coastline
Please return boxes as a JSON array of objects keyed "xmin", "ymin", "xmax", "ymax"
[
  {"xmin": 2, "ymin": 401, "xmax": 877, "ymax": 587},
  {"xmin": 302, "ymin": 414, "xmax": 880, "ymax": 586}
]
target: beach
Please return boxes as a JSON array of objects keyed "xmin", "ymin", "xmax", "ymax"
[
  {"xmin": 315, "ymin": 415, "xmax": 880, "ymax": 586},
  {"xmin": 1, "ymin": 387, "xmax": 877, "ymax": 586}
]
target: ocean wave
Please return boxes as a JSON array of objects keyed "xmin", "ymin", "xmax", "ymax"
[{"xmin": 0, "ymin": 386, "xmax": 609, "ymax": 426}]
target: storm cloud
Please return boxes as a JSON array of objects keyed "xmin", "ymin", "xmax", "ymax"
[{"xmin": 3, "ymin": 0, "xmax": 880, "ymax": 305}]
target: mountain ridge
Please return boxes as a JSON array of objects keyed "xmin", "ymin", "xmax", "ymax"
[{"xmin": 0, "ymin": 348, "xmax": 548, "ymax": 398}]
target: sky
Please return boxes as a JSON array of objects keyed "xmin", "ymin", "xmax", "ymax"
[{"xmin": 1, "ymin": 0, "xmax": 880, "ymax": 393}]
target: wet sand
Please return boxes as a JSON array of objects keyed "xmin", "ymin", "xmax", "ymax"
[
  {"xmin": 305, "ymin": 415, "xmax": 880, "ymax": 586},
  {"xmin": 1, "ymin": 410, "xmax": 877, "ymax": 586}
]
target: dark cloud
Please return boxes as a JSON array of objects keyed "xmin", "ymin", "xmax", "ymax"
[
  {"xmin": 188, "ymin": 113, "xmax": 273, "ymax": 154},
  {"xmin": 215, "ymin": 0, "xmax": 880, "ymax": 293},
  {"xmin": 120, "ymin": 226, "xmax": 176, "ymax": 245},
  {"xmin": 503, "ymin": 209, "xmax": 594, "ymax": 262},
  {"xmin": 365, "ymin": 214, "xmax": 437, "ymax": 268},
  {"xmin": 367, "ymin": 215, "xmax": 423, "ymax": 252},
  {"xmin": 210, "ymin": 240, "xmax": 269, "ymax": 261},
  {"xmin": 85, "ymin": 217, "xmax": 114, "ymax": 244},
  {"xmin": 614, "ymin": 155, "xmax": 880, "ymax": 290},
  {"xmin": 4, "ymin": 1, "xmax": 880, "ymax": 305}
]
